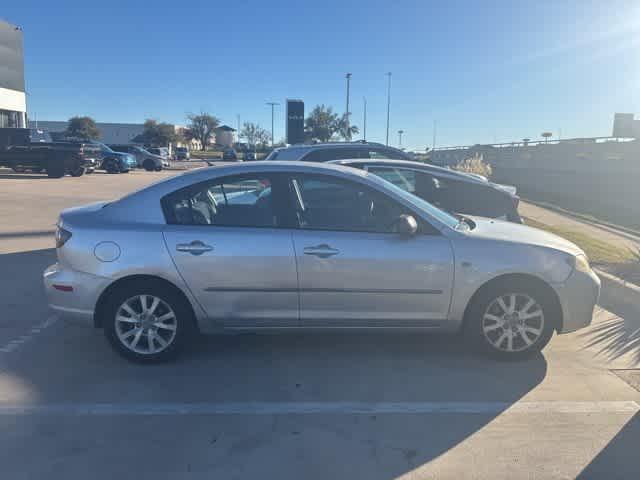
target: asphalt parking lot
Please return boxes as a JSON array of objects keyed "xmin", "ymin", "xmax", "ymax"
[{"xmin": 0, "ymin": 167, "xmax": 639, "ymax": 479}]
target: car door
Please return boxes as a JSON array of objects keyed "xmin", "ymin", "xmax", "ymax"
[
  {"xmin": 287, "ymin": 173, "xmax": 454, "ymax": 328},
  {"xmin": 162, "ymin": 173, "xmax": 299, "ymax": 328}
]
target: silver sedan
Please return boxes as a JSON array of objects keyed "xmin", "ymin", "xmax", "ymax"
[{"xmin": 43, "ymin": 161, "xmax": 600, "ymax": 362}]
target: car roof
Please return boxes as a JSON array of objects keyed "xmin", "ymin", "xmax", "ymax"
[{"xmin": 330, "ymin": 158, "xmax": 490, "ymax": 185}]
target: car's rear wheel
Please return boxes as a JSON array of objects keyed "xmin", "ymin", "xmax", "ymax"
[
  {"xmin": 70, "ymin": 166, "xmax": 85, "ymax": 177},
  {"xmin": 103, "ymin": 158, "xmax": 119, "ymax": 174},
  {"xmin": 102, "ymin": 281, "xmax": 194, "ymax": 362},
  {"xmin": 464, "ymin": 279, "xmax": 556, "ymax": 360},
  {"xmin": 143, "ymin": 159, "xmax": 155, "ymax": 171}
]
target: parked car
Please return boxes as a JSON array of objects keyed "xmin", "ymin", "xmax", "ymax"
[
  {"xmin": 0, "ymin": 128, "xmax": 99, "ymax": 178},
  {"xmin": 244, "ymin": 151, "xmax": 257, "ymax": 161},
  {"xmin": 174, "ymin": 147, "xmax": 190, "ymax": 161},
  {"xmin": 109, "ymin": 144, "xmax": 164, "ymax": 171},
  {"xmin": 332, "ymin": 159, "xmax": 523, "ymax": 223},
  {"xmin": 147, "ymin": 147, "xmax": 170, "ymax": 160},
  {"xmin": 43, "ymin": 161, "xmax": 599, "ymax": 363},
  {"xmin": 222, "ymin": 148, "xmax": 239, "ymax": 161},
  {"xmin": 91, "ymin": 142, "xmax": 136, "ymax": 173},
  {"xmin": 265, "ymin": 141, "xmax": 414, "ymax": 162}
]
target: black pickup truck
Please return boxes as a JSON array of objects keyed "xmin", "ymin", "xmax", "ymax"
[{"xmin": 0, "ymin": 128, "xmax": 100, "ymax": 178}]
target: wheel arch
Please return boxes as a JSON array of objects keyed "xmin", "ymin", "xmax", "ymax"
[
  {"xmin": 94, "ymin": 274, "xmax": 199, "ymax": 332},
  {"xmin": 461, "ymin": 273, "xmax": 563, "ymax": 333}
]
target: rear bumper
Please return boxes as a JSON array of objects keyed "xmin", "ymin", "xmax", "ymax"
[
  {"xmin": 43, "ymin": 263, "xmax": 111, "ymax": 326},
  {"xmin": 555, "ymin": 268, "xmax": 601, "ymax": 333}
]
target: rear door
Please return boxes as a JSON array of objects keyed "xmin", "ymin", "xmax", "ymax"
[
  {"xmin": 286, "ymin": 173, "xmax": 454, "ymax": 327},
  {"xmin": 162, "ymin": 173, "xmax": 299, "ymax": 328}
]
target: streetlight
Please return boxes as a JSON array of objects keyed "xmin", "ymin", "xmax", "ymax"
[
  {"xmin": 398, "ymin": 129, "xmax": 404, "ymax": 148},
  {"xmin": 362, "ymin": 97, "xmax": 367, "ymax": 141},
  {"xmin": 385, "ymin": 72, "xmax": 392, "ymax": 146},
  {"xmin": 345, "ymin": 73, "xmax": 352, "ymax": 140},
  {"xmin": 266, "ymin": 102, "xmax": 279, "ymax": 146}
]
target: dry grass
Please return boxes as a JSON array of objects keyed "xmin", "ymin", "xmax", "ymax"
[{"xmin": 523, "ymin": 217, "xmax": 636, "ymax": 265}]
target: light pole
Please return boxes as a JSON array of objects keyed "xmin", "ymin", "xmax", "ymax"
[
  {"xmin": 432, "ymin": 120, "xmax": 437, "ymax": 152},
  {"xmin": 385, "ymin": 72, "xmax": 392, "ymax": 146},
  {"xmin": 266, "ymin": 102, "xmax": 279, "ymax": 146},
  {"xmin": 345, "ymin": 73, "xmax": 352, "ymax": 140},
  {"xmin": 237, "ymin": 114, "xmax": 241, "ymax": 144},
  {"xmin": 362, "ymin": 97, "xmax": 367, "ymax": 141},
  {"xmin": 398, "ymin": 129, "xmax": 404, "ymax": 148}
]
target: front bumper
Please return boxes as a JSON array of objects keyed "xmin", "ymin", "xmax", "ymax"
[
  {"xmin": 555, "ymin": 267, "xmax": 601, "ymax": 333},
  {"xmin": 43, "ymin": 263, "xmax": 111, "ymax": 326}
]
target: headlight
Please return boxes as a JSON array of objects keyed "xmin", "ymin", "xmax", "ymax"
[{"xmin": 574, "ymin": 254, "xmax": 591, "ymax": 273}]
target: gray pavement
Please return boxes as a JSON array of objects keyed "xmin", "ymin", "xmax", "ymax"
[{"xmin": 0, "ymin": 168, "xmax": 639, "ymax": 478}]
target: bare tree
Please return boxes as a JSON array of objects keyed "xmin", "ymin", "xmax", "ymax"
[
  {"xmin": 241, "ymin": 122, "xmax": 270, "ymax": 148},
  {"xmin": 187, "ymin": 112, "xmax": 220, "ymax": 151}
]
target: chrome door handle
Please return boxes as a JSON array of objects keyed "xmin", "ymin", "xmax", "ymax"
[
  {"xmin": 303, "ymin": 244, "xmax": 339, "ymax": 258},
  {"xmin": 176, "ymin": 240, "xmax": 214, "ymax": 255}
]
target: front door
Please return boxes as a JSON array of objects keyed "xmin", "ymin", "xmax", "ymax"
[
  {"xmin": 287, "ymin": 173, "xmax": 454, "ymax": 328},
  {"xmin": 162, "ymin": 173, "xmax": 298, "ymax": 328}
]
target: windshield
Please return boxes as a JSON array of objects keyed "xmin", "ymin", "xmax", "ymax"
[{"xmin": 366, "ymin": 171, "xmax": 460, "ymax": 229}]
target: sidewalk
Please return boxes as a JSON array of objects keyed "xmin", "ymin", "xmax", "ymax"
[{"xmin": 520, "ymin": 201, "xmax": 640, "ymax": 252}]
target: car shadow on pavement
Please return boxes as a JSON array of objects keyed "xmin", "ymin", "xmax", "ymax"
[
  {"xmin": 578, "ymin": 412, "xmax": 640, "ymax": 479},
  {"xmin": 0, "ymin": 248, "xmax": 552, "ymax": 478}
]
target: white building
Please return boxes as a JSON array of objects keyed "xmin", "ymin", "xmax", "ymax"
[
  {"xmin": 0, "ymin": 20, "xmax": 27, "ymax": 128},
  {"xmin": 28, "ymin": 120, "xmax": 145, "ymax": 144},
  {"xmin": 214, "ymin": 125, "xmax": 236, "ymax": 148}
]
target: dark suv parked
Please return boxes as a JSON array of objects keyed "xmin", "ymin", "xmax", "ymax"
[{"xmin": 333, "ymin": 159, "xmax": 522, "ymax": 223}]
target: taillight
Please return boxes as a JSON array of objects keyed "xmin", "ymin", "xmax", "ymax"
[{"xmin": 55, "ymin": 226, "xmax": 72, "ymax": 248}]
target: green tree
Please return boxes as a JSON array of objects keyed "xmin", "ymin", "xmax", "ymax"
[
  {"xmin": 335, "ymin": 113, "xmax": 359, "ymax": 141},
  {"xmin": 65, "ymin": 116, "xmax": 100, "ymax": 139},
  {"xmin": 186, "ymin": 112, "xmax": 220, "ymax": 151},
  {"xmin": 240, "ymin": 122, "xmax": 270, "ymax": 147},
  {"xmin": 305, "ymin": 105, "xmax": 339, "ymax": 142},
  {"xmin": 132, "ymin": 119, "xmax": 177, "ymax": 147}
]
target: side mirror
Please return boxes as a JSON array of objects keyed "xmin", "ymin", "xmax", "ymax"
[{"xmin": 394, "ymin": 214, "xmax": 418, "ymax": 236}]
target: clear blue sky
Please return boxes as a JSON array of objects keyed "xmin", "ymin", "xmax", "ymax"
[{"xmin": 3, "ymin": 0, "xmax": 640, "ymax": 149}]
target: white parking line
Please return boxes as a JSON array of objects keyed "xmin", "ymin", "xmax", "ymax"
[
  {"xmin": 0, "ymin": 315, "xmax": 58, "ymax": 354},
  {"xmin": 0, "ymin": 401, "xmax": 637, "ymax": 416}
]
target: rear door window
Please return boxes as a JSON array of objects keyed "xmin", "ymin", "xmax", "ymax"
[
  {"xmin": 366, "ymin": 167, "xmax": 416, "ymax": 193},
  {"xmin": 163, "ymin": 175, "xmax": 283, "ymax": 228}
]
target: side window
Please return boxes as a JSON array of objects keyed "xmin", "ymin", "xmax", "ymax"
[
  {"xmin": 367, "ymin": 167, "xmax": 416, "ymax": 193},
  {"xmin": 368, "ymin": 148, "xmax": 406, "ymax": 160},
  {"xmin": 302, "ymin": 148, "xmax": 361, "ymax": 162},
  {"xmin": 290, "ymin": 174, "xmax": 413, "ymax": 234},
  {"xmin": 163, "ymin": 175, "xmax": 277, "ymax": 228}
]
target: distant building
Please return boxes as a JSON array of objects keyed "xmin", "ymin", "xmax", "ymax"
[
  {"xmin": 214, "ymin": 125, "xmax": 236, "ymax": 148},
  {"xmin": 0, "ymin": 19, "xmax": 27, "ymax": 128},
  {"xmin": 28, "ymin": 120, "xmax": 144, "ymax": 144}
]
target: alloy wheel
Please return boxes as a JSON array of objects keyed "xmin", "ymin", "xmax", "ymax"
[
  {"xmin": 481, "ymin": 293, "xmax": 545, "ymax": 353},
  {"xmin": 115, "ymin": 294, "xmax": 177, "ymax": 355}
]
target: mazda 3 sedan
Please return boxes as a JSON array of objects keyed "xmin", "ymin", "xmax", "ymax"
[{"xmin": 43, "ymin": 161, "xmax": 600, "ymax": 362}]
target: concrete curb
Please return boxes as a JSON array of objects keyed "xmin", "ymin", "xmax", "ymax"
[{"xmin": 594, "ymin": 267, "xmax": 640, "ymax": 313}]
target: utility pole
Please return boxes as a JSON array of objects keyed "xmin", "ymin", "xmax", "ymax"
[
  {"xmin": 385, "ymin": 72, "xmax": 392, "ymax": 146},
  {"xmin": 398, "ymin": 129, "xmax": 404, "ymax": 148},
  {"xmin": 345, "ymin": 73, "xmax": 352, "ymax": 140},
  {"xmin": 362, "ymin": 97, "xmax": 367, "ymax": 141},
  {"xmin": 266, "ymin": 102, "xmax": 279, "ymax": 146},
  {"xmin": 432, "ymin": 120, "xmax": 437, "ymax": 152}
]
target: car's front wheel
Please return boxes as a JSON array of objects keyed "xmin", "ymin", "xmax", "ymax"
[
  {"xmin": 464, "ymin": 279, "xmax": 556, "ymax": 360},
  {"xmin": 102, "ymin": 281, "xmax": 194, "ymax": 362}
]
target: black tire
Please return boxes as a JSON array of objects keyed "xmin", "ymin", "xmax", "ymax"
[
  {"xmin": 12, "ymin": 166, "xmax": 26, "ymax": 173},
  {"xmin": 31, "ymin": 167, "xmax": 43, "ymax": 173},
  {"xmin": 102, "ymin": 279, "xmax": 195, "ymax": 363},
  {"xmin": 155, "ymin": 166, "xmax": 163, "ymax": 172},
  {"xmin": 70, "ymin": 166, "xmax": 85, "ymax": 177},
  {"xmin": 103, "ymin": 158, "xmax": 119, "ymax": 174},
  {"xmin": 463, "ymin": 278, "xmax": 556, "ymax": 360},
  {"xmin": 143, "ymin": 159, "xmax": 155, "ymax": 171}
]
